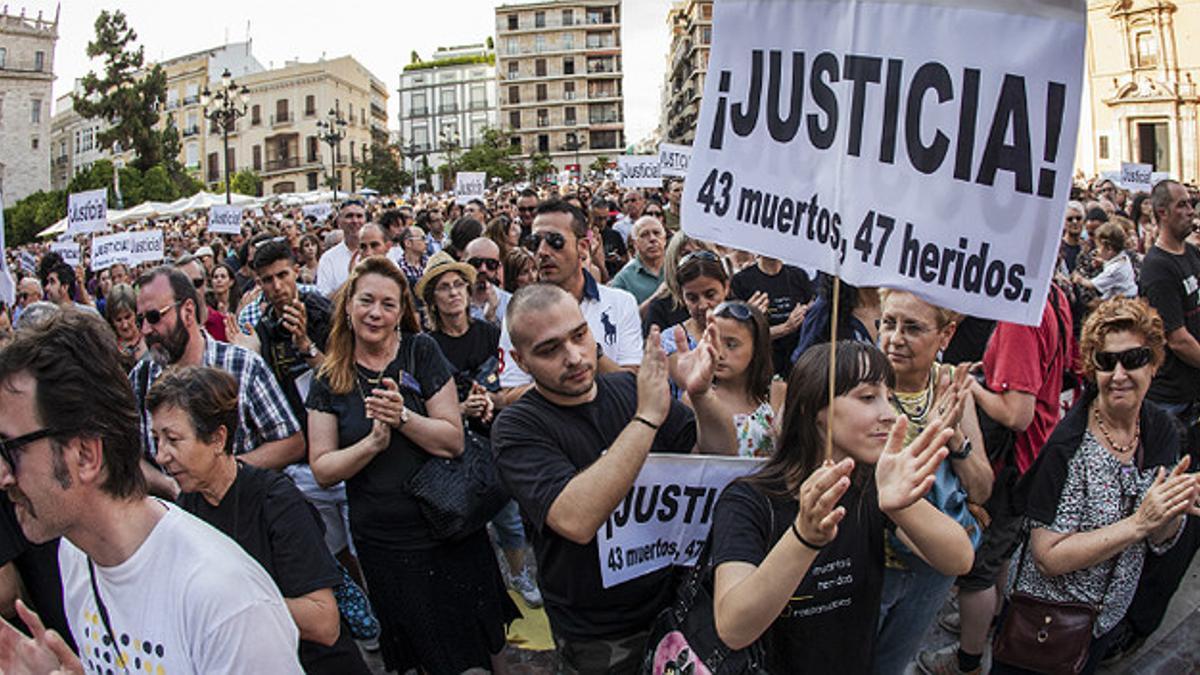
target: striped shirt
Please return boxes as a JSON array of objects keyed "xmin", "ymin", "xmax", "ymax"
[{"xmin": 129, "ymin": 334, "xmax": 301, "ymax": 458}]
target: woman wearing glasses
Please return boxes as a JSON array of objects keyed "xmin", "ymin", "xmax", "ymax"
[
  {"xmin": 992, "ymin": 298, "xmax": 1198, "ymax": 675},
  {"xmin": 873, "ymin": 289, "xmax": 992, "ymax": 674},
  {"xmin": 306, "ymin": 257, "xmax": 517, "ymax": 674}
]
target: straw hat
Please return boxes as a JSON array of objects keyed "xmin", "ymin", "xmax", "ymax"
[{"xmin": 414, "ymin": 251, "xmax": 476, "ymax": 298}]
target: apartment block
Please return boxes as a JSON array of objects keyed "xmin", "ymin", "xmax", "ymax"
[
  {"xmin": 661, "ymin": 0, "xmax": 711, "ymax": 146},
  {"xmin": 398, "ymin": 43, "xmax": 498, "ymax": 187},
  {"xmin": 0, "ymin": 5, "xmax": 56, "ymax": 206},
  {"xmin": 495, "ymin": 0, "xmax": 624, "ymax": 175},
  {"xmin": 49, "ymin": 82, "xmax": 108, "ymax": 191}
]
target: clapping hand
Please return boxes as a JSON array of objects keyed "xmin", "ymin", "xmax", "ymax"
[
  {"xmin": 747, "ymin": 291, "xmax": 771, "ymax": 316},
  {"xmin": 672, "ymin": 320, "xmax": 721, "ymax": 399},
  {"xmin": 365, "ymin": 377, "xmax": 407, "ymax": 430},
  {"xmin": 463, "ymin": 381, "xmax": 494, "ymax": 423},
  {"xmin": 795, "ymin": 457, "xmax": 855, "ymax": 547},
  {"xmin": 281, "ymin": 298, "xmax": 309, "ymax": 345},
  {"xmin": 929, "ymin": 365, "xmax": 970, "ymax": 446},
  {"xmin": 635, "ymin": 326, "xmax": 671, "ymax": 428},
  {"xmin": 875, "ymin": 417, "xmax": 954, "ymax": 513},
  {"xmin": 1137, "ymin": 456, "xmax": 1200, "ymax": 533},
  {"xmin": 0, "ymin": 600, "xmax": 82, "ymax": 675}
]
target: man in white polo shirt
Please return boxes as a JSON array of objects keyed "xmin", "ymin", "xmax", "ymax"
[
  {"xmin": 315, "ymin": 200, "xmax": 367, "ymax": 297},
  {"xmin": 496, "ymin": 200, "xmax": 642, "ymax": 406}
]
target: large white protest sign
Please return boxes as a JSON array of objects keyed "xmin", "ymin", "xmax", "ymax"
[
  {"xmin": 659, "ymin": 143, "xmax": 692, "ymax": 178},
  {"xmin": 208, "ymin": 204, "xmax": 244, "ymax": 234},
  {"xmin": 67, "ymin": 189, "xmax": 109, "ymax": 235},
  {"xmin": 50, "ymin": 241, "xmax": 81, "ymax": 267},
  {"xmin": 1120, "ymin": 162, "xmax": 1153, "ymax": 193},
  {"xmin": 682, "ymin": 0, "xmax": 1085, "ymax": 326},
  {"xmin": 0, "ymin": 192, "xmax": 13, "ymax": 306},
  {"xmin": 127, "ymin": 230, "xmax": 164, "ymax": 265},
  {"xmin": 597, "ymin": 454, "xmax": 763, "ymax": 589},
  {"xmin": 619, "ymin": 155, "xmax": 663, "ymax": 188},
  {"xmin": 302, "ymin": 203, "xmax": 334, "ymax": 224},
  {"xmin": 90, "ymin": 232, "xmax": 132, "ymax": 271},
  {"xmin": 454, "ymin": 172, "xmax": 487, "ymax": 205}
]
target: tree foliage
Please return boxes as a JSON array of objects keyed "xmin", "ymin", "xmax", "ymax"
[
  {"xmin": 455, "ymin": 128, "xmax": 522, "ymax": 184},
  {"xmin": 354, "ymin": 143, "xmax": 411, "ymax": 195},
  {"xmin": 527, "ymin": 152, "xmax": 556, "ymax": 184},
  {"xmin": 73, "ymin": 11, "xmax": 169, "ymax": 172},
  {"xmin": 589, "ymin": 155, "xmax": 611, "ymax": 177}
]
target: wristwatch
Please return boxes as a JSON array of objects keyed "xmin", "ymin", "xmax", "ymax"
[
  {"xmin": 301, "ymin": 342, "xmax": 319, "ymax": 359},
  {"xmin": 398, "ymin": 407, "xmax": 411, "ymax": 426},
  {"xmin": 949, "ymin": 438, "xmax": 973, "ymax": 461}
]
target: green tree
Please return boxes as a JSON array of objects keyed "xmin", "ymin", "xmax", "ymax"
[
  {"xmin": 589, "ymin": 155, "xmax": 611, "ymax": 177},
  {"xmin": 527, "ymin": 152, "xmax": 556, "ymax": 184},
  {"xmin": 116, "ymin": 165, "xmax": 144, "ymax": 207},
  {"xmin": 354, "ymin": 143, "xmax": 410, "ymax": 195},
  {"xmin": 410, "ymin": 50, "xmax": 421, "ymax": 65},
  {"xmin": 67, "ymin": 160, "xmax": 117, "ymax": 202},
  {"xmin": 456, "ymin": 128, "xmax": 521, "ymax": 183},
  {"xmin": 230, "ymin": 169, "xmax": 262, "ymax": 196},
  {"xmin": 72, "ymin": 10, "xmax": 168, "ymax": 171},
  {"xmin": 140, "ymin": 165, "xmax": 178, "ymax": 202},
  {"xmin": 3, "ymin": 190, "xmax": 67, "ymax": 246}
]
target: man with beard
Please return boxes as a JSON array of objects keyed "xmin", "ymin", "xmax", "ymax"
[
  {"xmin": 495, "ymin": 201, "xmax": 643, "ymax": 407},
  {"xmin": 129, "ymin": 266, "xmax": 304, "ymax": 499},
  {"xmin": 463, "ymin": 237, "xmax": 510, "ymax": 326},
  {"xmin": 0, "ymin": 310, "xmax": 301, "ymax": 673},
  {"xmin": 491, "ymin": 284, "xmax": 732, "ymax": 672}
]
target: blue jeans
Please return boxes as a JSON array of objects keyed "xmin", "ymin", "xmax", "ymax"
[
  {"xmin": 874, "ymin": 557, "xmax": 956, "ymax": 675},
  {"xmin": 490, "ymin": 499, "xmax": 526, "ymax": 550}
]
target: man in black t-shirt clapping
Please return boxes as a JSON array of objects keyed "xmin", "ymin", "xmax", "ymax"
[{"xmin": 491, "ymin": 284, "xmax": 734, "ymax": 673}]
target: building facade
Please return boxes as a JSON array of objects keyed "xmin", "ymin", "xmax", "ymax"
[
  {"xmin": 661, "ymin": 0, "xmax": 711, "ymax": 146},
  {"xmin": 1076, "ymin": 0, "xmax": 1200, "ymax": 183},
  {"xmin": 0, "ymin": 6, "xmax": 57, "ymax": 206},
  {"xmin": 49, "ymin": 83, "xmax": 108, "ymax": 191},
  {"xmin": 398, "ymin": 43, "xmax": 498, "ymax": 188},
  {"xmin": 495, "ymin": 0, "xmax": 625, "ymax": 175}
]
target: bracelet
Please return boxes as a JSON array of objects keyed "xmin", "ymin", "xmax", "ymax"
[
  {"xmin": 791, "ymin": 521, "xmax": 826, "ymax": 550},
  {"xmin": 633, "ymin": 415, "xmax": 660, "ymax": 431},
  {"xmin": 948, "ymin": 438, "xmax": 972, "ymax": 461}
]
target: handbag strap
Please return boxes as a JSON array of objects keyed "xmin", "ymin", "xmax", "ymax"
[{"xmin": 88, "ymin": 558, "xmax": 131, "ymax": 675}]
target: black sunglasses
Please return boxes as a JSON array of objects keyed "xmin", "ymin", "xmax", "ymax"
[
  {"xmin": 190, "ymin": 276, "xmax": 205, "ymax": 289},
  {"xmin": 1093, "ymin": 346, "xmax": 1153, "ymax": 372},
  {"xmin": 529, "ymin": 231, "xmax": 567, "ymax": 251},
  {"xmin": 517, "ymin": 205, "xmax": 538, "ymax": 213},
  {"xmin": 680, "ymin": 250, "xmax": 720, "ymax": 268},
  {"xmin": 1066, "ymin": 216, "xmax": 1082, "ymax": 222},
  {"xmin": 137, "ymin": 301, "xmax": 181, "ymax": 326},
  {"xmin": 714, "ymin": 301, "xmax": 754, "ymax": 322},
  {"xmin": 468, "ymin": 257, "xmax": 501, "ymax": 271},
  {"xmin": 0, "ymin": 428, "xmax": 55, "ymax": 474}
]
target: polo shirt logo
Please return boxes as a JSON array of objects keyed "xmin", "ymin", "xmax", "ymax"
[{"xmin": 601, "ymin": 311, "xmax": 617, "ymax": 345}]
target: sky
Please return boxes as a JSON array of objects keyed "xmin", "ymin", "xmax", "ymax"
[{"xmin": 43, "ymin": 0, "xmax": 673, "ymax": 144}]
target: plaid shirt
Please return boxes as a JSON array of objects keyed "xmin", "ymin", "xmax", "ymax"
[
  {"xmin": 235, "ymin": 283, "xmax": 321, "ymax": 333},
  {"xmin": 129, "ymin": 334, "xmax": 301, "ymax": 459}
]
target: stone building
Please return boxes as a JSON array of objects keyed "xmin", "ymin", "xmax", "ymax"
[
  {"xmin": 660, "ymin": 0, "xmax": 711, "ymax": 146},
  {"xmin": 1077, "ymin": 0, "xmax": 1200, "ymax": 183},
  {"xmin": 0, "ymin": 5, "xmax": 57, "ymax": 206},
  {"xmin": 495, "ymin": 0, "xmax": 625, "ymax": 176}
]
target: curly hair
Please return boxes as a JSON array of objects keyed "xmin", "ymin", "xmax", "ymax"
[{"xmin": 1079, "ymin": 297, "xmax": 1165, "ymax": 381}]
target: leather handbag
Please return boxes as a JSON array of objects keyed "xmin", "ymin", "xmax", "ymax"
[
  {"xmin": 640, "ymin": 495, "xmax": 773, "ymax": 675},
  {"xmin": 408, "ymin": 427, "xmax": 511, "ymax": 541}
]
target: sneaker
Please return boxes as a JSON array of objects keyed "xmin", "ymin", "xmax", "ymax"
[
  {"xmin": 916, "ymin": 644, "xmax": 979, "ymax": 675},
  {"xmin": 512, "ymin": 569, "xmax": 543, "ymax": 608},
  {"xmin": 938, "ymin": 610, "xmax": 961, "ymax": 635}
]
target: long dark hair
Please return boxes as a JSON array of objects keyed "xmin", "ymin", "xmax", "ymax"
[{"xmin": 748, "ymin": 340, "xmax": 892, "ymax": 497}]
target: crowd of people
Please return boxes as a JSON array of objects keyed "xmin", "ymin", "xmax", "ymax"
[{"xmin": 0, "ymin": 173, "xmax": 1198, "ymax": 674}]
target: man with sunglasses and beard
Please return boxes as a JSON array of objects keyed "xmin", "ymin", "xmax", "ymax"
[
  {"xmin": 495, "ymin": 200, "xmax": 644, "ymax": 408},
  {"xmin": 129, "ymin": 267, "xmax": 305, "ymax": 499},
  {"xmin": 463, "ymin": 237, "xmax": 510, "ymax": 326}
]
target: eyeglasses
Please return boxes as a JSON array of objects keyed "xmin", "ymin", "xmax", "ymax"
[
  {"xmin": 879, "ymin": 317, "xmax": 935, "ymax": 338},
  {"xmin": 435, "ymin": 279, "xmax": 468, "ymax": 295},
  {"xmin": 517, "ymin": 206, "xmax": 538, "ymax": 213},
  {"xmin": 468, "ymin": 257, "xmax": 501, "ymax": 271},
  {"xmin": 529, "ymin": 231, "xmax": 567, "ymax": 251},
  {"xmin": 190, "ymin": 276, "xmax": 205, "ymax": 289},
  {"xmin": 1065, "ymin": 216, "xmax": 1083, "ymax": 222},
  {"xmin": 0, "ymin": 428, "xmax": 55, "ymax": 475},
  {"xmin": 644, "ymin": 210, "xmax": 664, "ymax": 218},
  {"xmin": 1093, "ymin": 346, "xmax": 1153, "ymax": 372},
  {"xmin": 714, "ymin": 301, "xmax": 754, "ymax": 322},
  {"xmin": 679, "ymin": 250, "xmax": 720, "ymax": 268},
  {"xmin": 136, "ymin": 301, "xmax": 180, "ymax": 326}
]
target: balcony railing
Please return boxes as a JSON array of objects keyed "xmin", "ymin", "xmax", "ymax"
[
  {"xmin": 271, "ymin": 113, "xmax": 292, "ymax": 126},
  {"xmin": 182, "ymin": 126, "xmax": 199, "ymax": 137},
  {"xmin": 469, "ymin": 100, "xmax": 489, "ymax": 110},
  {"xmin": 183, "ymin": 95, "xmax": 200, "ymax": 105},
  {"xmin": 439, "ymin": 103, "xmax": 459, "ymax": 114},
  {"xmin": 266, "ymin": 157, "xmax": 300, "ymax": 172},
  {"xmin": 587, "ymin": 62, "xmax": 618, "ymax": 74},
  {"xmin": 589, "ymin": 113, "xmax": 622, "ymax": 125}
]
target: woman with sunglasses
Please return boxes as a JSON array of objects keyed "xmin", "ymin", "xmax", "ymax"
[
  {"xmin": 709, "ymin": 341, "xmax": 974, "ymax": 673},
  {"xmin": 306, "ymin": 257, "xmax": 518, "ymax": 674},
  {"xmin": 873, "ymin": 289, "xmax": 992, "ymax": 674},
  {"xmin": 991, "ymin": 298, "xmax": 1198, "ymax": 675}
]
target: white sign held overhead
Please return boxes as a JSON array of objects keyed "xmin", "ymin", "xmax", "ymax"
[
  {"xmin": 67, "ymin": 189, "xmax": 109, "ymax": 235},
  {"xmin": 90, "ymin": 232, "xmax": 131, "ymax": 271},
  {"xmin": 454, "ymin": 172, "xmax": 487, "ymax": 205},
  {"xmin": 0, "ymin": 191, "xmax": 13, "ymax": 306},
  {"xmin": 208, "ymin": 205, "xmax": 244, "ymax": 234},
  {"xmin": 597, "ymin": 454, "xmax": 763, "ymax": 589},
  {"xmin": 658, "ymin": 143, "xmax": 692, "ymax": 178},
  {"xmin": 681, "ymin": 0, "xmax": 1086, "ymax": 327},
  {"xmin": 127, "ymin": 230, "xmax": 165, "ymax": 265},
  {"xmin": 618, "ymin": 156, "xmax": 662, "ymax": 188},
  {"xmin": 50, "ymin": 241, "xmax": 81, "ymax": 267},
  {"xmin": 1119, "ymin": 162, "xmax": 1153, "ymax": 193},
  {"xmin": 302, "ymin": 203, "xmax": 334, "ymax": 224}
]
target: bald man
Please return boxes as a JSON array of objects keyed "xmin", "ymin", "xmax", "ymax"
[
  {"xmin": 357, "ymin": 223, "xmax": 390, "ymax": 261},
  {"xmin": 463, "ymin": 237, "xmax": 510, "ymax": 326}
]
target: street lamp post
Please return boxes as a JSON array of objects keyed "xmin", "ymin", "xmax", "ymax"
[
  {"xmin": 439, "ymin": 129, "xmax": 461, "ymax": 191},
  {"xmin": 401, "ymin": 140, "xmax": 419, "ymax": 196},
  {"xmin": 201, "ymin": 68, "xmax": 250, "ymax": 205},
  {"xmin": 561, "ymin": 132, "xmax": 586, "ymax": 183},
  {"xmin": 316, "ymin": 108, "xmax": 348, "ymax": 201}
]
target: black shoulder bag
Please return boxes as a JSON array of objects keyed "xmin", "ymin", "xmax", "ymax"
[
  {"xmin": 403, "ymin": 338, "xmax": 511, "ymax": 541},
  {"xmin": 89, "ymin": 559, "xmax": 132, "ymax": 675}
]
